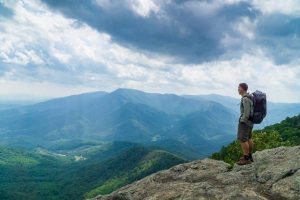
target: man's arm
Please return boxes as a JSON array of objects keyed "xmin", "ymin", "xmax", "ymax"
[{"xmin": 240, "ymin": 97, "xmax": 251, "ymax": 123}]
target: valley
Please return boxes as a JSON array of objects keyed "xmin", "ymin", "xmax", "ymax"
[{"xmin": 0, "ymin": 88, "xmax": 299, "ymax": 199}]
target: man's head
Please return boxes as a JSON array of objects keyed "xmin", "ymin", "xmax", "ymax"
[{"xmin": 238, "ymin": 83, "xmax": 248, "ymax": 96}]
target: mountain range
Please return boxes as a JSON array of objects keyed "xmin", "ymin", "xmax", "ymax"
[
  {"xmin": 1, "ymin": 88, "xmax": 300, "ymax": 200},
  {"xmin": 1, "ymin": 88, "xmax": 300, "ymax": 157},
  {"xmin": 183, "ymin": 93, "xmax": 300, "ymax": 128}
]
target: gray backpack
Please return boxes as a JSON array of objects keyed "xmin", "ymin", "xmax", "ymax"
[{"xmin": 250, "ymin": 90, "xmax": 267, "ymax": 124}]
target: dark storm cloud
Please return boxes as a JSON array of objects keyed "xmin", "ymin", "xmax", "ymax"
[
  {"xmin": 40, "ymin": 0, "xmax": 258, "ymax": 63},
  {"xmin": 255, "ymin": 13, "xmax": 300, "ymax": 64}
]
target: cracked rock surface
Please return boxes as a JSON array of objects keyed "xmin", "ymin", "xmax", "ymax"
[{"xmin": 92, "ymin": 146, "xmax": 300, "ymax": 200}]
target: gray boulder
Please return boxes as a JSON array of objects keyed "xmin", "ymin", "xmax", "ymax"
[{"xmin": 92, "ymin": 146, "xmax": 300, "ymax": 200}]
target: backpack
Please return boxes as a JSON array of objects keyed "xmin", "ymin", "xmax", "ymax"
[{"xmin": 249, "ymin": 90, "xmax": 267, "ymax": 124}]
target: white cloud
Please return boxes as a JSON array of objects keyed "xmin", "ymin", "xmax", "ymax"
[
  {"xmin": 0, "ymin": 0, "xmax": 299, "ymax": 103},
  {"xmin": 235, "ymin": 17, "xmax": 256, "ymax": 40},
  {"xmin": 0, "ymin": 79, "xmax": 97, "ymax": 99},
  {"xmin": 94, "ymin": 0, "xmax": 161, "ymax": 17},
  {"xmin": 176, "ymin": 50, "xmax": 300, "ymax": 102},
  {"xmin": 251, "ymin": 0, "xmax": 300, "ymax": 16},
  {"xmin": 130, "ymin": 0, "xmax": 160, "ymax": 17},
  {"xmin": 0, "ymin": 0, "xmax": 173, "ymax": 94}
]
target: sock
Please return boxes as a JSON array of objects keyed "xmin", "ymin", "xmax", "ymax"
[{"xmin": 244, "ymin": 155, "xmax": 250, "ymax": 160}]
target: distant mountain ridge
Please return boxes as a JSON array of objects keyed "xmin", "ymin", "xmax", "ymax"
[
  {"xmin": 1, "ymin": 88, "xmax": 300, "ymax": 200},
  {"xmin": 0, "ymin": 88, "xmax": 299, "ymax": 156},
  {"xmin": 183, "ymin": 93, "xmax": 300, "ymax": 128},
  {"xmin": 0, "ymin": 88, "xmax": 237, "ymax": 156}
]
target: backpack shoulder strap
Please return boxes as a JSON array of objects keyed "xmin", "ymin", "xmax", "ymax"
[{"xmin": 241, "ymin": 94, "xmax": 254, "ymax": 118}]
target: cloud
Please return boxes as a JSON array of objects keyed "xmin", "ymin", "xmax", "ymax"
[
  {"xmin": 0, "ymin": 79, "xmax": 96, "ymax": 99},
  {"xmin": 39, "ymin": 0, "xmax": 300, "ymax": 66},
  {"xmin": 177, "ymin": 50, "xmax": 300, "ymax": 102},
  {"xmin": 40, "ymin": 0, "xmax": 258, "ymax": 63},
  {"xmin": 0, "ymin": 0, "xmax": 300, "ymax": 102},
  {"xmin": 251, "ymin": 0, "xmax": 300, "ymax": 16},
  {"xmin": 0, "ymin": 0, "xmax": 176, "ymax": 93},
  {"xmin": 128, "ymin": 0, "xmax": 160, "ymax": 17},
  {"xmin": 254, "ymin": 13, "xmax": 300, "ymax": 64}
]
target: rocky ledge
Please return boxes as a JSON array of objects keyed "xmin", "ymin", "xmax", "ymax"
[{"xmin": 93, "ymin": 146, "xmax": 300, "ymax": 200}]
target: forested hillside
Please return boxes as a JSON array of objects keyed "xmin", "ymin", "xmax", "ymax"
[
  {"xmin": 262, "ymin": 114, "xmax": 300, "ymax": 145},
  {"xmin": 0, "ymin": 143, "xmax": 185, "ymax": 200},
  {"xmin": 211, "ymin": 114, "xmax": 300, "ymax": 165}
]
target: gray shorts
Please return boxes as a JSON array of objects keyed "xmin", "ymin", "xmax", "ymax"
[{"xmin": 237, "ymin": 122, "xmax": 253, "ymax": 142}]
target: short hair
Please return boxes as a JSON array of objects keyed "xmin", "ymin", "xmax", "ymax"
[{"xmin": 239, "ymin": 83, "xmax": 248, "ymax": 91}]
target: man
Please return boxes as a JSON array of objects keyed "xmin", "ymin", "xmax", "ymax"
[{"xmin": 237, "ymin": 83, "xmax": 254, "ymax": 165}]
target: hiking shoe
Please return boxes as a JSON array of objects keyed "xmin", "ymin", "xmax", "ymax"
[
  {"xmin": 240, "ymin": 156, "xmax": 254, "ymax": 162},
  {"xmin": 249, "ymin": 153, "xmax": 254, "ymax": 162},
  {"xmin": 249, "ymin": 156, "xmax": 254, "ymax": 162},
  {"xmin": 237, "ymin": 157, "xmax": 251, "ymax": 165}
]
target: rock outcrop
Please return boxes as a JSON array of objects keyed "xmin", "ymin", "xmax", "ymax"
[{"xmin": 93, "ymin": 146, "xmax": 300, "ymax": 200}]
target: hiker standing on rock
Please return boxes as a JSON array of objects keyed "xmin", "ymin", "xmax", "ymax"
[{"xmin": 237, "ymin": 83, "xmax": 254, "ymax": 165}]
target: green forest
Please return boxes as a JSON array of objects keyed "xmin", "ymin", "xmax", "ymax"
[
  {"xmin": 1, "ymin": 112, "xmax": 299, "ymax": 199},
  {"xmin": 0, "ymin": 143, "xmax": 185, "ymax": 200},
  {"xmin": 211, "ymin": 114, "xmax": 300, "ymax": 165}
]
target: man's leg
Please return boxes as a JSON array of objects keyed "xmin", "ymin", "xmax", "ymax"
[
  {"xmin": 248, "ymin": 139, "xmax": 254, "ymax": 153},
  {"xmin": 237, "ymin": 122, "xmax": 251, "ymax": 165},
  {"xmin": 248, "ymin": 139, "xmax": 254, "ymax": 162},
  {"xmin": 237, "ymin": 140, "xmax": 251, "ymax": 165},
  {"xmin": 240, "ymin": 141, "xmax": 250, "ymax": 156}
]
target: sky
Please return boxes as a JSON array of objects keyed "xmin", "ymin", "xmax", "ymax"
[{"xmin": 0, "ymin": 0, "xmax": 300, "ymax": 102}]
